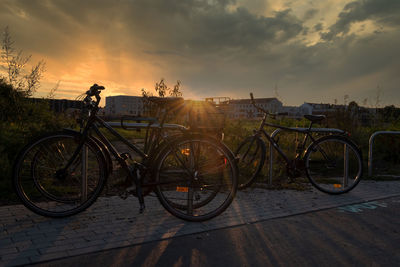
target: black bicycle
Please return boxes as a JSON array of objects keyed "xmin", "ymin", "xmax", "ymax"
[
  {"xmin": 235, "ymin": 93, "xmax": 363, "ymax": 194},
  {"xmin": 13, "ymin": 84, "xmax": 238, "ymax": 221}
]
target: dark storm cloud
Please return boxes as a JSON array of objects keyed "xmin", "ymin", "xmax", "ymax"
[
  {"xmin": 1, "ymin": 0, "xmax": 399, "ymax": 104},
  {"xmin": 321, "ymin": 0, "xmax": 400, "ymax": 40},
  {"xmin": 1, "ymin": 0, "xmax": 304, "ymax": 58},
  {"xmin": 117, "ymin": 0, "xmax": 304, "ymax": 55},
  {"xmin": 313, "ymin": 23, "xmax": 323, "ymax": 32},
  {"xmin": 303, "ymin": 8, "xmax": 318, "ymax": 21}
]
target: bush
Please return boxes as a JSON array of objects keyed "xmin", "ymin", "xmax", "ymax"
[{"xmin": 0, "ymin": 79, "xmax": 73, "ymax": 203}]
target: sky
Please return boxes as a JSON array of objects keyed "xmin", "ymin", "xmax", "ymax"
[{"xmin": 0, "ymin": 0, "xmax": 399, "ymax": 107}]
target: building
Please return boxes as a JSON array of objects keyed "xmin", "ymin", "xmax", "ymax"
[
  {"xmin": 227, "ymin": 98, "xmax": 283, "ymax": 119},
  {"xmin": 281, "ymin": 106, "xmax": 304, "ymax": 119},
  {"xmin": 299, "ymin": 102, "xmax": 348, "ymax": 115},
  {"xmin": 104, "ymin": 95, "xmax": 145, "ymax": 116}
]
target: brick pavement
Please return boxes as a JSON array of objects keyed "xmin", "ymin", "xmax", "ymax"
[{"xmin": 1, "ymin": 180, "xmax": 400, "ymax": 266}]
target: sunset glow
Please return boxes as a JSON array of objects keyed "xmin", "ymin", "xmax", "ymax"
[{"xmin": 1, "ymin": 0, "xmax": 399, "ymax": 106}]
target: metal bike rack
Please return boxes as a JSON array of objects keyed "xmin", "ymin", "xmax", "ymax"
[
  {"xmin": 368, "ymin": 131, "xmax": 400, "ymax": 177},
  {"xmin": 268, "ymin": 127, "xmax": 345, "ymax": 185},
  {"xmin": 106, "ymin": 121, "xmax": 187, "ymax": 130},
  {"xmin": 81, "ymin": 146, "xmax": 88, "ymax": 202}
]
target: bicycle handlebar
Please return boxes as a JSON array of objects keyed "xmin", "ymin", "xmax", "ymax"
[
  {"xmin": 86, "ymin": 84, "xmax": 105, "ymax": 96},
  {"xmin": 249, "ymin": 92, "xmax": 287, "ymax": 117},
  {"xmin": 249, "ymin": 92, "xmax": 268, "ymax": 114},
  {"xmin": 250, "ymin": 92, "xmax": 255, "ymax": 104},
  {"xmin": 84, "ymin": 83, "xmax": 104, "ymax": 109}
]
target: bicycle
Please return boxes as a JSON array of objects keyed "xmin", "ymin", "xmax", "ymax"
[
  {"xmin": 235, "ymin": 93, "xmax": 363, "ymax": 194},
  {"xmin": 13, "ymin": 84, "xmax": 238, "ymax": 221}
]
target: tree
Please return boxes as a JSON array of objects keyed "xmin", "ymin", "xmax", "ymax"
[
  {"xmin": 381, "ymin": 105, "xmax": 400, "ymax": 123},
  {"xmin": 154, "ymin": 78, "xmax": 168, "ymax": 97},
  {"xmin": 141, "ymin": 79, "xmax": 184, "ymax": 116},
  {"xmin": 348, "ymin": 101, "xmax": 359, "ymax": 114},
  {"xmin": 1, "ymin": 26, "xmax": 45, "ymax": 96},
  {"xmin": 142, "ymin": 78, "xmax": 183, "ymax": 98},
  {"xmin": 170, "ymin": 80, "xmax": 182, "ymax": 97}
]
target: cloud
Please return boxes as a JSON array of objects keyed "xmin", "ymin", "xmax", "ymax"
[
  {"xmin": 0, "ymin": 0, "xmax": 399, "ymax": 106},
  {"xmin": 303, "ymin": 8, "xmax": 318, "ymax": 21},
  {"xmin": 321, "ymin": 0, "xmax": 400, "ymax": 40}
]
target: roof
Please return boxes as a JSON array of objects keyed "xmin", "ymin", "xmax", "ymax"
[
  {"xmin": 230, "ymin": 98, "xmax": 279, "ymax": 104},
  {"xmin": 303, "ymin": 102, "xmax": 347, "ymax": 109},
  {"xmin": 105, "ymin": 95, "xmax": 142, "ymax": 99}
]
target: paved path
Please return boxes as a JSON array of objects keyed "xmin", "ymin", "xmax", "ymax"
[
  {"xmin": 1, "ymin": 180, "xmax": 400, "ymax": 266},
  {"xmin": 32, "ymin": 196, "xmax": 400, "ymax": 267}
]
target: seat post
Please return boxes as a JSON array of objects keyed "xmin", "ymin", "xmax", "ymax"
[{"xmin": 308, "ymin": 121, "xmax": 314, "ymax": 132}]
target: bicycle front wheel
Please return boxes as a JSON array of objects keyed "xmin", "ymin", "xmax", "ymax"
[
  {"xmin": 13, "ymin": 132, "xmax": 106, "ymax": 217},
  {"xmin": 235, "ymin": 136, "xmax": 266, "ymax": 189},
  {"xmin": 154, "ymin": 134, "xmax": 238, "ymax": 221},
  {"xmin": 304, "ymin": 135, "xmax": 363, "ymax": 194}
]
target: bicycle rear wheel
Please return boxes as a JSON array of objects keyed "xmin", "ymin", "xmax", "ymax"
[
  {"xmin": 304, "ymin": 135, "xmax": 363, "ymax": 194},
  {"xmin": 154, "ymin": 134, "xmax": 238, "ymax": 221},
  {"xmin": 13, "ymin": 132, "xmax": 106, "ymax": 217},
  {"xmin": 235, "ymin": 136, "xmax": 266, "ymax": 189}
]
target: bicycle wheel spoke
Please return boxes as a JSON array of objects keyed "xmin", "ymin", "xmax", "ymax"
[
  {"xmin": 187, "ymin": 187, "xmax": 194, "ymax": 215},
  {"xmin": 14, "ymin": 133, "xmax": 106, "ymax": 217},
  {"xmin": 305, "ymin": 136, "xmax": 362, "ymax": 194},
  {"xmin": 235, "ymin": 136, "xmax": 266, "ymax": 189},
  {"xmin": 155, "ymin": 135, "xmax": 237, "ymax": 221}
]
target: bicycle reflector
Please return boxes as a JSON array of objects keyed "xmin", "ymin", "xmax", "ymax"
[
  {"xmin": 176, "ymin": 186, "xmax": 189, "ymax": 192},
  {"xmin": 333, "ymin": 184, "xmax": 342, "ymax": 188},
  {"xmin": 181, "ymin": 148, "xmax": 190, "ymax": 156}
]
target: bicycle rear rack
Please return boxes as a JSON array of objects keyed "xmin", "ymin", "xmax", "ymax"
[{"xmin": 106, "ymin": 121, "xmax": 187, "ymax": 130}]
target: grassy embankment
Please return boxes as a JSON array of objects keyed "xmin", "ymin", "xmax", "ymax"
[{"xmin": 1, "ymin": 78, "xmax": 400, "ymax": 204}]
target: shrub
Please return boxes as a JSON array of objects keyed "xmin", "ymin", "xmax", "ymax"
[{"xmin": 0, "ymin": 79, "xmax": 73, "ymax": 203}]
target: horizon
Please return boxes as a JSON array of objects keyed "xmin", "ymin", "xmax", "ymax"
[
  {"xmin": 1, "ymin": 0, "xmax": 399, "ymax": 107},
  {"xmin": 40, "ymin": 93, "xmax": 396, "ymax": 110}
]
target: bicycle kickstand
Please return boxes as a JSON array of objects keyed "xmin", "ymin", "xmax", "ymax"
[{"xmin": 129, "ymin": 164, "xmax": 146, "ymax": 213}]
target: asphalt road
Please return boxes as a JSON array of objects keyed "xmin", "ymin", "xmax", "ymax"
[{"xmin": 29, "ymin": 196, "xmax": 400, "ymax": 267}]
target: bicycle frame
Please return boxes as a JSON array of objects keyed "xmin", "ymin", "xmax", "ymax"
[
  {"xmin": 253, "ymin": 113, "xmax": 321, "ymax": 165},
  {"xmin": 90, "ymin": 115, "xmax": 190, "ymax": 178},
  {"xmin": 58, "ymin": 94, "xmax": 191, "ymax": 211}
]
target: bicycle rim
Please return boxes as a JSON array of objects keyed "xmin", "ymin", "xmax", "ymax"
[
  {"xmin": 235, "ymin": 136, "xmax": 266, "ymax": 189},
  {"xmin": 305, "ymin": 136, "xmax": 362, "ymax": 194},
  {"xmin": 13, "ymin": 133, "xmax": 106, "ymax": 217},
  {"xmin": 155, "ymin": 135, "xmax": 237, "ymax": 221}
]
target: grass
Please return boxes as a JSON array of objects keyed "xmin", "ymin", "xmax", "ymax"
[{"xmin": 3, "ymin": 111, "xmax": 400, "ymax": 206}]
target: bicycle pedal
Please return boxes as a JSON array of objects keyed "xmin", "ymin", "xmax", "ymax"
[
  {"xmin": 286, "ymin": 177, "xmax": 296, "ymax": 184},
  {"xmin": 139, "ymin": 203, "xmax": 146, "ymax": 214},
  {"xmin": 126, "ymin": 185, "xmax": 136, "ymax": 193},
  {"xmin": 118, "ymin": 191, "xmax": 128, "ymax": 200},
  {"xmin": 121, "ymin": 152, "xmax": 132, "ymax": 160}
]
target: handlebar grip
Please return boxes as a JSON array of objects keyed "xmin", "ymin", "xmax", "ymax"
[
  {"xmin": 87, "ymin": 84, "xmax": 105, "ymax": 97},
  {"xmin": 250, "ymin": 92, "xmax": 255, "ymax": 104},
  {"xmin": 90, "ymin": 84, "xmax": 105, "ymax": 91}
]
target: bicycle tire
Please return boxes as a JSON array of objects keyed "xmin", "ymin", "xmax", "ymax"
[
  {"xmin": 13, "ymin": 131, "xmax": 107, "ymax": 217},
  {"xmin": 235, "ymin": 136, "xmax": 266, "ymax": 189},
  {"xmin": 154, "ymin": 134, "xmax": 238, "ymax": 221},
  {"xmin": 304, "ymin": 135, "xmax": 363, "ymax": 194}
]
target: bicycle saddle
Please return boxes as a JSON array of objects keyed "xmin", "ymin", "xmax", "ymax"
[{"xmin": 304, "ymin": 114, "xmax": 326, "ymax": 122}]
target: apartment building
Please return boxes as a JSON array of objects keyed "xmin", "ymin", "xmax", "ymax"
[
  {"xmin": 227, "ymin": 98, "xmax": 283, "ymax": 119},
  {"xmin": 104, "ymin": 95, "xmax": 145, "ymax": 116}
]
